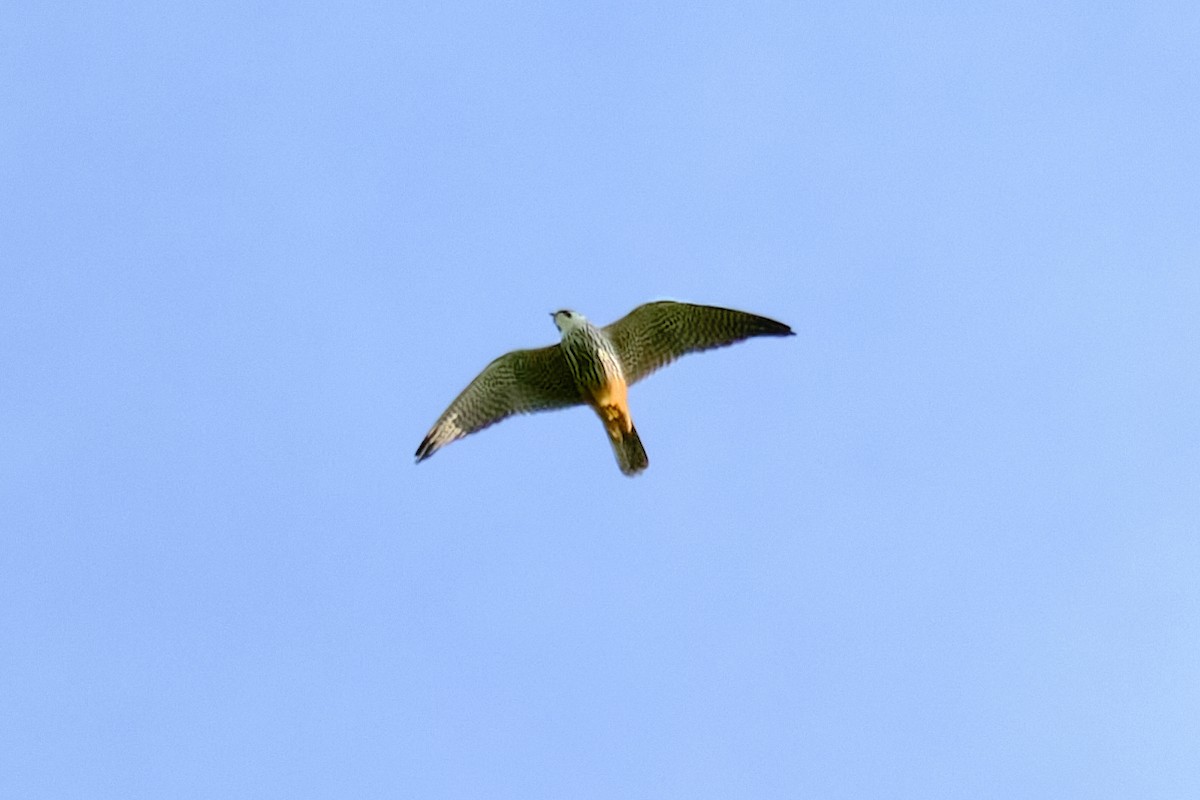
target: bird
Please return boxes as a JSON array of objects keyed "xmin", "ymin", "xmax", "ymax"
[{"xmin": 415, "ymin": 300, "xmax": 794, "ymax": 475}]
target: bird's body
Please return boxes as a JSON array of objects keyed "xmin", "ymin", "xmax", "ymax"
[
  {"xmin": 415, "ymin": 300, "xmax": 794, "ymax": 475},
  {"xmin": 555, "ymin": 311, "xmax": 647, "ymax": 474}
]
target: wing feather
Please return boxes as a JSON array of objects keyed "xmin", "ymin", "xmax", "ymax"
[
  {"xmin": 415, "ymin": 345, "xmax": 581, "ymax": 462},
  {"xmin": 603, "ymin": 301, "xmax": 794, "ymax": 385}
]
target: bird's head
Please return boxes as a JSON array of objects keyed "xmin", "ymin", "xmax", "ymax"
[{"xmin": 550, "ymin": 309, "xmax": 588, "ymax": 334}]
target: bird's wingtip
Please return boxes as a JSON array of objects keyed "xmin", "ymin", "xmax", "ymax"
[{"xmin": 765, "ymin": 318, "xmax": 795, "ymax": 337}]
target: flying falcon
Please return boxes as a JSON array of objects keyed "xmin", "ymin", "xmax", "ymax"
[{"xmin": 415, "ymin": 300, "xmax": 794, "ymax": 475}]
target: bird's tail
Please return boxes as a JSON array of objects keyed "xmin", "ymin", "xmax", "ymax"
[{"xmin": 608, "ymin": 422, "xmax": 649, "ymax": 476}]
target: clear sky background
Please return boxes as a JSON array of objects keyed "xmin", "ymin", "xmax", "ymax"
[{"xmin": 3, "ymin": 2, "xmax": 1198, "ymax": 797}]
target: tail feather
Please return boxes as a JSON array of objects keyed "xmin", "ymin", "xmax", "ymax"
[{"xmin": 610, "ymin": 424, "xmax": 649, "ymax": 476}]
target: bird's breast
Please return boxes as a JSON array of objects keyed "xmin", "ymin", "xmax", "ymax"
[{"xmin": 562, "ymin": 327, "xmax": 625, "ymax": 394}]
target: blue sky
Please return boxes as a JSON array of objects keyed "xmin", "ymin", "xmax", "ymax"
[{"xmin": 3, "ymin": 2, "xmax": 1198, "ymax": 797}]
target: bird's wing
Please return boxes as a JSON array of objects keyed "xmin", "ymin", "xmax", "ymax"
[
  {"xmin": 415, "ymin": 344, "xmax": 582, "ymax": 462},
  {"xmin": 603, "ymin": 301, "xmax": 794, "ymax": 385}
]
